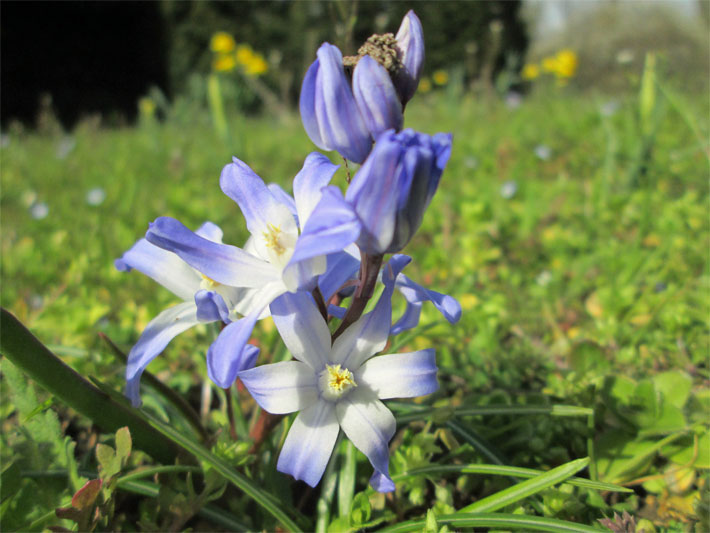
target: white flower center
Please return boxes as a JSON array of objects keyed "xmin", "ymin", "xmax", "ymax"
[
  {"xmin": 263, "ymin": 223, "xmax": 286, "ymax": 256},
  {"xmin": 200, "ymin": 273, "xmax": 221, "ymax": 290},
  {"xmin": 318, "ymin": 364, "xmax": 357, "ymax": 401}
]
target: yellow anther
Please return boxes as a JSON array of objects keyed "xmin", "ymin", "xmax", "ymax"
[
  {"xmin": 262, "ymin": 223, "xmax": 285, "ymax": 255},
  {"xmin": 201, "ymin": 274, "xmax": 220, "ymax": 289},
  {"xmin": 319, "ymin": 364, "xmax": 357, "ymax": 401}
]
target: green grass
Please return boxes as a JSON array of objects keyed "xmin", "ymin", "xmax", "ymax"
[{"xmin": 1, "ymin": 83, "xmax": 708, "ymax": 531}]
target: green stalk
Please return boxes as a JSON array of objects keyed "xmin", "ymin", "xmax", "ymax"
[{"xmin": 0, "ymin": 308, "xmax": 179, "ymax": 464}]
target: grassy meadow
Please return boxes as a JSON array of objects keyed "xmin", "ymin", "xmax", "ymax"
[{"xmin": 1, "ymin": 74, "xmax": 708, "ymax": 531}]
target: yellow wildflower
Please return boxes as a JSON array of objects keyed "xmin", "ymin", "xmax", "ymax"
[
  {"xmin": 432, "ymin": 69, "xmax": 449, "ymax": 86},
  {"xmin": 542, "ymin": 56, "xmax": 558, "ymax": 74},
  {"xmin": 521, "ymin": 63, "xmax": 540, "ymax": 80},
  {"xmin": 419, "ymin": 77, "xmax": 432, "ymax": 93},
  {"xmin": 236, "ymin": 44, "xmax": 268, "ymax": 76},
  {"xmin": 554, "ymin": 49, "xmax": 578, "ymax": 78},
  {"xmin": 213, "ymin": 53, "xmax": 236, "ymax": 73},
  {"xmin": 211, "ymin": 31, "xmax": 236, "ymax": 54}
]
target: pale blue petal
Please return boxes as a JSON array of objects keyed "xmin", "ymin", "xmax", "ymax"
[
  {"xmin": 267, "ymin": 183, "xmax": 298, "ymax": 223},
  {"xmin": 315, "ymin": 43, "xmax": 372, "ymax": 163},
  {"xmin": 336, "ymin": 387, "xmax": 396, "ymax": 489},
  {"xmin": 331, "ymin": 255, "xmax": 411, "ymax": 369},
  {"xmin": 125, "ymin": 302, "xmax": 200, "ymax": 407},
  {"xmin": 293, "ymin": 152, "xmax": 339, "ymax": 227},
  {"xmin": 146, "ymin": 216, "xmax": 279, "ymax": 288},
  {"xmin": 299, "ymin": 58, "xmax": 327, "ymax": 150},
  {"xmin": 194, "ymin": 221, "xmax": 224, "ymax": 242},
  {"xmin": 353, "ymin": 55, "xmax": 403, "ymax": 137},
  {"xmin": 370, "ymin": 470, "xmax": 396, "ymax": 493},
  {"xmin": 277, "ymin": 400, "xmax": 339, "ymax": 487},
  {"xmin": 345, "ymin": 130, "xmax": 402, "ymax": 253},
  {"xmin": 396, "ymin": 273, "xmax": 462, "ymax": 325},
  {"xmin": 356, "ymin": 349, "xmax": 438, "ymax": 399},
  {"xmin": 390, "ymin": 299, "xmax": 421, "ymax": 336},
  {"xmin": 239, "ymin": 361, "xmax": 319, "ymax": 414},
  {"xmin": 220, "ymin": 158, "xmax": 296, "ymax": 237},
  {"xmin": 115, "ymin": 237, "xmax": 199, "ymax": 301},
  {"xmin": 206, "ymin": 283, "xmax": 286, "ymax": 388},
  {"xmin": 318, "ymin": 246, "xmax": 360, "ymax": 301},
  {"xmin": 194, "ymin": 290, "xmax": 231, "ymax": 323},
  {"xmin": 270, "ymin": 292, "xmax": 331, "ymax": 371},
  {"xmin": 394, "ymin": 10, "xmax": 425, "ymax": 104},
  {"xmin": 282, "ymin": 186, "xmax": 361, "ymax": 291}
]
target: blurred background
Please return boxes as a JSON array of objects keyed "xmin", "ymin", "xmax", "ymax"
[{"xmin": 2, "ymin": 0, "xmax": 708, "ymax": 127}]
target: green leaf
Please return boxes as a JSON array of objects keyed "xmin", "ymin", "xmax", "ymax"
[
  {"xmin": 425, "ymin": 509, "xmax": 438, "ymax": 533},
  {"xmin": 349, "ymin": 492, "xmax": 371, "ymax": 526},
  {"xmin": 378, "ymin": 512, "xmax": 603, "ymax": 533},
  {"xmin": 652, "ymin": 371, "xmax": 692, "ymax": 409},
  {"xmin": 96, "ymin": 444, "xmax": 121, "ymax": 480},
  {"xmin": 115, "ymin": 427, "xmax": 132, "ymax": 466},
  {"xmin": 397, "ymin": 463, "xmax": 632, "ymax": 493},
  {"xmin": 459, "ymin": 457, "xmax": 590, "ymax": 513}
]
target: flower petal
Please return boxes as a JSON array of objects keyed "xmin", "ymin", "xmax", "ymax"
[
  {"xmin": 390, "ymin": 299, "xmax": 422, "ymax": 336},
  {"xmin": 194, "ymin": 221, "xmax": 224, "ymax": 243},
  {"xmin": 394, "ymin": 10, "xmax": 425, "ymax": 104},
  {"xmin": 395, "ymin": 273, "xmax": 461, "ymax": 327},
  {"xmin": 315, "ymin": 43, "xmax": 372, "ymax": 163},
  {"xmin": 277, "ymin": 400, "xmax": 339, "ymax": 487},
  {"xmin": 293, "ymin": 152, "xmax": 339, "ymax": 227},
  {"xmin": 146, "ymin": 216, "xmax": 279, "ymax": 288},
  {"xmin": 270, "ymin": 291, "xmax": 331, "ymax": 371},
  {"xmin": 239, "ymin": 360, "xmax": 319, "ymax": 414},
  {"xmin": 115, "ymin": 237, "xmax": 200, "ymax": 301},
  {"xmin": 353, "ymin": 55, "xmax": 403, "ymax": 138},
  {"xmin": 345, "ymin": 130, "xmax": 403, "ymax": 253},
  {"xmin": 194, "ymin": 290, "xmax": 231, "ymax": 323},
  {"xmin": 356, "ymin": 349, "xmax": 438, "ymax": 399},
  {"xmin": 125, "ymin": 302, "xmax": 200, "ymax": 407},
  {"xmin": 318, "ymin": 246, "xmax": 360, "ymax": 301},
  {"xmin": 282, "ymin": 186, "xmax": 361, "ymax": 292},
  {"xmin": 299, "ymin": 58, "xmax": 327, "ymax": 150},
  {"xmin": 370, "ymin": 470, "xmax": 396, "ymax": 493},
  {"xmin": 220, "ymin": 157, "xmax": 297, "ymax": 240},
  {"xmin": 267, "ymin": 183, "xmax": 298, "ymax": 223},
  {"xmin": 336, "ymin": 386, "xmax": 396, "ymax": 490},
  {"xmin": 206, "ymin": 282, "xmax": 286, "ymax": 388},
  {"xmin": 331, "ymin": 255, "xmax": 411, "ymax": 369}
]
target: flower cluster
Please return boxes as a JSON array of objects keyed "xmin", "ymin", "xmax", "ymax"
[
  {"xmin": 522, "ymin": 49, "xmax": 578, "ymax": 83},
  {"xmin": 118, "ymin": 10, "xmax": 460, "ymax": 492},
  {"xmin": 210, "ymin": 31, "xmax": 268, "ymax": 76}
]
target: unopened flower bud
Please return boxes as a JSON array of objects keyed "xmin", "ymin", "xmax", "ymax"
[{"xmin": 393, "ymin": 10, "xmax": 425, "ymax": 105}]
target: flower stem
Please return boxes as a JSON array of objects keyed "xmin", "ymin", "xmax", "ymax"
[{"xmin": 332, "ymin": 252, "xmax": 383, "ymax": 340}]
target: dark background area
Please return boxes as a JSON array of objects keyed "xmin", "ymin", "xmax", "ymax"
[
  {"xmin": 1, "ymin": 0, "xmax": 527, "ymax": 129},
  {"xmin": 1, "ymin": 1, "xmax": 167, "ymax": 127}
]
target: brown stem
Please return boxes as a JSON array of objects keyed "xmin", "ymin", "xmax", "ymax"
[
  {"xmin": 332, "ymin": 252, "xmax": 384, "ymax": 340},
  {"xmin": 312, "ymin": 285, "xmax": 328, "ymax": 322},
  {"xmin": 225, "ymin": 386, "xmax": 238, "ymax": 441},
  {"xmin": 249, "ymin": 411, "xmax": 285, "ymax": 454}
]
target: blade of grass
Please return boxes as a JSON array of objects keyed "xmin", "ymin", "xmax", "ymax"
[
  {"xmin": 0, "ymin": 307, "xmax": 180, "ymax": 464},
  {"xmin": 393, "ymin": 404, "xmax": 592, "ymax": 424},
  {"xmin": 396, "ymin": 463, "xmax": 631, "ymax": 493},
  {"xmin": 379, "ymin": 512, "xmax": 602, "ymax": 533},
  {"xmin": 337, "ymin": 440, "xmax": 356, "ymax": 517},
  {"xmin": 460, "ymin": 457, "xmax": 590, "ymax": 513},
  {"xmin": 315, "ymin": 440, "xmax": 340, "ymax": 533}
]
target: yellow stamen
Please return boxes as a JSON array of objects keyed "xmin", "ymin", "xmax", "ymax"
[
  {"xmin": 262, "ymin": 223, "xmax": 285, "ymax": 255},
  {"xmin": 201, "ymin": 274, "xmax": 220, "ymax": 289},
  {"xmin": 319, "ymin": 364, "xmax": 357, "ymax": 401}
]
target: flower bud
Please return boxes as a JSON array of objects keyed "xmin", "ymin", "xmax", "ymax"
[
  {"xmin": 300, "ymin": 43, "xmax": 372, "ymax": 163},
  {"xmin": 353, "ymin": 55, "xmax": 403, "ymax": 139},
  {"xmin": 393, "ymin": 10, "xmax": 425, "ymax": 105},
  {"xmin": 345, "ymin": 128, "xmax": 452, "ymax": 254}
]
